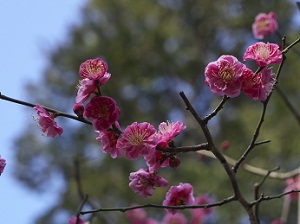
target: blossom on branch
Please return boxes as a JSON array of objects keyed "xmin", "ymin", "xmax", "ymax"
[
  {"xmin": 79, "ymin": 58, "xmax": 108, "ymax": 80},
  {"xmin": 205, "ymin": 55, "xmax": 246, "ymax": 98},
  {"xmin": 0, "ymin": 157, "xmax": 6, "ymax": 175},
  {"xmin": 129, "ymin": 168, "xmax": 168, "ymax": 198},
  {"xmin": 84, "ymin": 96, "xmax": 120, "ymax": 131},
  {"xmin": 252, "ymin": 12, "xmax": 278, "ymax": 39},
  {"xmin": 34, "ymin": 104, "xmax": 63, "ymax": 137},
  {"xmin": 163, "ymin": 182, "xmax": 195, "ymax": 214},
  {"xmin": 191, "ymin": 194, "xmax": 215, "ymax": 224},
  {"xmin": 117, "ymin": 122, "xmax": 157, "ymax": 160},
  {"xmin": 157, "ymin": 121, "xmax": 186, "ymax": 148},
  {"xmin": 76, "ymin": 73, "xmax": 111, "ymax": 104},
  {"xmin": 68, "ymin": 216, "xmax": 86, "ymax": 224},
  {"xmin": 243, "ymin": 42, "xmax": 282, "ymax": 67},
  {"xmin": 241, "ymin": 67, "xmax": 275, "ymax": 101},
  {"xmin": 284, "ymin": 175, "xmax": 300, "ymax": 201},
  {"xmin": 145, "ymin": 150, "xmax": 169, "ymax": 173},
  {"xmin": 96, "ymin": 122, "xmax": 122, "ymax": 158},
  {"xmin": 161, "ymin": 213, "xmax": 187, "ymax": 224}
]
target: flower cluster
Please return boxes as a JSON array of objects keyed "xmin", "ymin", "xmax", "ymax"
[
  {"xmin": 70, "ymin": 58, "xmax": 189, "ymax": 202},
  {"xmin": 205, "ymin": 42, "xmax": 281, "ymax": 101}
]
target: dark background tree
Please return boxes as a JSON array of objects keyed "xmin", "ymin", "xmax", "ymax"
[{"xmin": 12, "ymin": 0, "xmax": 300, "ymax": 223}]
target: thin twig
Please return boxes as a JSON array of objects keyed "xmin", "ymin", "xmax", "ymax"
[
  {"xmin": 275, "ymin": 86, "xmax": 300, "ymax": 126},
  {"xmin": 253, "ymin": 166, "xmax": 280, "ymax": 223},
  {"xmin": 156, "ymin": 143, "xmax": 209, "ymax": 153},
  {"xmin": 203, "ymin": 95, "xmax": 230, "ymax": 124},
  {"xmin": 0, "ymin": 92, "xmax": 92, "ymax": 125}
]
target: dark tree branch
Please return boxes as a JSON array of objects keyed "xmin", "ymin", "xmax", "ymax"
[
  {"xmin": 156, "ymin": 143, "xmax": 209, "ymax": 153},
  {"xmin": 179, "ymin": 91, "xmax": 257, "ymax": 223},
  {"xmin": 81, "ymin": 195, "xmax": 236, "ymax": 215}
]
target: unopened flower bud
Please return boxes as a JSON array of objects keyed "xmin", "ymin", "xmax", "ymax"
[
  {"xmin": 221, "ymin": 140, "xmax": 230, "ymax": 151},
  {"xmin": 0, "ymin": 157, "xmax": 6, "ymax": 175},
  {"xmin": 73, "ymin": 103, "xmax": 84, "ymax": 117},
  {"xmin": 169, "ymin": 156, "xmax": 181, "ymax": 168}
]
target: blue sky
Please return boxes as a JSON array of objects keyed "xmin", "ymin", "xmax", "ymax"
[{"xmin": 0, "ymin": 1, "xmax": 85, "ymax": 223}]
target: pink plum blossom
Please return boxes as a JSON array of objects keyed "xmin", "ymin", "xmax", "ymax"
[
  {"xmin": 145, "ymin": 150, "xmax": 169, "ymax": 173},
  {"xmin": 157, "ymin": 121, "xmax": 186, "ymax": 148},
  {"xmin": 96, "ymin": 122, "xmax": 122, "ymax": 158},
  {"xmin": 252, "ymin": 12, "xmax": 278, "ymax": 39},
  {"xmin": 243, "ymin": 42, "xmax": 282, "ymax": 67},
  {"xmin": 129, "ymin": 168, "xmax": 168, "ymax": 198},
  {"xmin": 163, "ymin": 183, "xmax": 195, "ymax": 214},
  {"xmin": 205, "ymin": 55, "xmax": 246, "ymax": 98},
  {"xmin": 34, "ymin": 104, "xmax": 63, "ymax": 137},
  {"xmin": 126, "ymin": 205, "xmax": 148, "ymax": 224},
  {"xmin": 79, "ymin": 58, "xmax": 108, "ymax": 80},
  {"xmin": 284, "ymin": 175, "xmax": 300, "ymax": 200},
  {"xmin": 191, "ymin": 194, "xmax": 214, "ymax": 224},
  {"xmin": 161, "ymin": 212, "xmax": 187, "ymax": 224},
  {"xmin": 76, "ymin": 73, "xmax": 111, "ymax": 104},
  {"xmin": 68, "ymin": 216, "xmax": 85, "ymax": 224},
  {"xmin": 241, "ymin": 67, "xmax": 275, "ymax": 101},
  {"xmin": 84, "ymin": 96, "xmax": 120, "ymax": 131},
  {"xmin": 0, "ymin": 157, "xmax": 6, "ymax": 175},
  {"xmin": 117, "ymin": 122, "xmax": 157, "ymax": 160}
]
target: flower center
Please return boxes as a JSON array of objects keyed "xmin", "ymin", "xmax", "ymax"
[
  {"xmin": 86, "ymin": 61, "xmax": 105, "ymax": 76},
  {"xmin": 219, "ymin": 67, "xmax": 234, "ymax": 83},
  {"xmin": 257, "ymin": 19, "xmax": 270, "ymax": 30},
  {"xmin": 129, "ymin": 135, "xmax": 144, "ymax": 146},
  {"xmin": 256, "ymin": 45, "xmax": 270, "ymax": 60}
]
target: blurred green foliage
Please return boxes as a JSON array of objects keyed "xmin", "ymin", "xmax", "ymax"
[{"xmin": 12, "ymin": 0, "xmax": 300, "ymax": 223}]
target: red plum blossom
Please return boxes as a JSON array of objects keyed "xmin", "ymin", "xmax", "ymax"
[
  {"xmin": 191, "ymin": 194, "xmax": 214, "ymax": 224},
  {"xmin": 68, "ymin": 216, "xmax": 85, "ymax": 224},
  {"xmin": 116, "ymin": 122, "xmax": 157, "ymax": 160},
  {"xmin": 252, "ymin": 12, "xmax": 278, "ymax": 39},
  {"xmin": 284, "ymin": 175, "xmax": 300, "ymax": 200},
  {"xmin": 157, "ymin": 121, "xmax": 186, "ymax": 148},
  {"xmin": 79, "ymin": 58, "xmax": 108, "ymax": 80},
  {"xmin": 84, "ymin": 96, "xmax": 120, "ymax": 131},
  {"xmin": 205, "ymin": 55, "xmax": 246, "ymax": 98},
  {"xmin": 129, "ymin": 168, "xmax": 168, "ymax": 198},
  {"xmin": 241, "ymin": 67, "xmax": 275, "ymax": 101},
  {"xmin": 96, "ymin": 122, "xmax": 122, "ymax": 158},
  {"xmin": 76, "ymin": 73, "xmax": 111, "ymax": 104},
  {"xmin": 34, "ymin": 104, "xmax": 63, "ymax": 137},
  {"xmin": 243, "ymin": 42, "xmax": 282, "ymax": 67},
  {"xmin": 163, "ymin": 182, "xmax": 195, "ymax": 214},
  {"xmin": 161, "ymin": 213, "xmax": 187, "ymax": 224}
]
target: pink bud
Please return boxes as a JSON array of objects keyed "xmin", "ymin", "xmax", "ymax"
[
  {"xmin": 221, "ymin": 140, "xmax": 230, "ymax": 151},
  {"xmin": 169, "ymin": 156, "xmax": 181, "ymax": 168},
  {"xmin": 0, "ymin": 157, "xmax": 6, "ymax": 175},
  {"xmin": 73, "ymin": 103, "xmax": 84, "ymax": 117}
]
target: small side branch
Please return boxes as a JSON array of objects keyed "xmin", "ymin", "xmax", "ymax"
[
  {"xmin": 204, "ymin": 95, "xmax": 230, "ymax": 124},
  {"xmin": 0, "ymin": 92, "xmax": 92, "ymax": 125}
]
